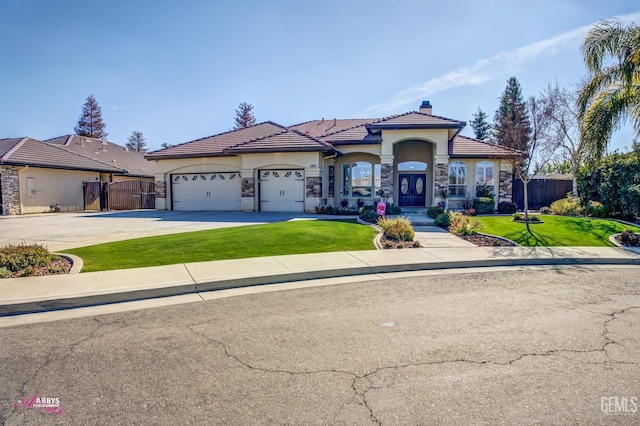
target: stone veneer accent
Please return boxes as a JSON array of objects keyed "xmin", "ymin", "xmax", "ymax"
[
  {"xmin": 0, "ymin": 165, "xmax": 21, "ymax": 215},
  {"xmin": 380, "ymin": 163, "xmax": 394, "ymax": 200},
  {"xmin": 306, "ymin": 176, "xmax": 322, "ymax": 197},
  {"xmin": 155, "ymin": 180, "xmax": 166, "ymax": 199},
  {"xmin": 434, "ymin": 163, "xmax": 449, "ymax": 198},
  {"xmin": 499, "ymin": 170, "xmax": 513, "ymax": 200},
  {"xmin": 241, "ymin": 177, "xmax": 254, "ymax": 197}
]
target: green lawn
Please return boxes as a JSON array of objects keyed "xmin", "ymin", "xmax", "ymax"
[
  {"xmin": 66, "ymin": 220, "xmax": 377, "ymax": 272},
  {"xmin": 475, "ymin": 215, "xmax": 640, "ymax": 247}
]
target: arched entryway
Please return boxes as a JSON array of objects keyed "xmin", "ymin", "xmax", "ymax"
[{"xmin": 393, "ymin": 140, "xmax": 434, "ymax": 207}]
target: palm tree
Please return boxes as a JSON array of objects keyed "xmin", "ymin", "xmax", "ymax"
[{"xmin": 578, "ymin": 19, "xmax": 640, "ymax": 160}]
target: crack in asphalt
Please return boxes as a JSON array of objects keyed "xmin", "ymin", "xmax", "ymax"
[{"xmin": 184, "ymin": 306, "xmax": 639, "ymax": 425}]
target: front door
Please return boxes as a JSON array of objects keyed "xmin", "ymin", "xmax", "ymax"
[{"xmin": 398, "ymin": 174, "xmax": 426, "ymax": 207}]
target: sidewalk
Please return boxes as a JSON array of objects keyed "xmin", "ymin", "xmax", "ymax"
[{"xmin": 1, "ymin": 246, "xmax": 639, "ymax": 316}]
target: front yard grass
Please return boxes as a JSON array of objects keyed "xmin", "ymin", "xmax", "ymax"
[
  {"xmin": 475, "ymin": 215, "xmax": 640, "ymax": 247},
  {"xmin": 66, "ymin": 220, "xmax": 377, "ymax": 272}
]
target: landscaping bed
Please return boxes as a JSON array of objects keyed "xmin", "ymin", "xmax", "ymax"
[
  {"xmin": 0, "ymin": 244, "xmax": 71, "ymax": 278},
  {"xmin": 615, "ymin": 230, "xmax": 640, "ymax": 247},
  {"xmin": 460, "ymin": 234, "xmax": 517, "ymax": 247}
]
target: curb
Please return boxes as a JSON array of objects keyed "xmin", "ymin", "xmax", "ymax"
[
  {"xmin": 2, "ymin": 255, "xmax": 640, "ymax": 317},
  {"xmin": 56, "ymin": 253, "xmax": 83, "ymax": 274}
]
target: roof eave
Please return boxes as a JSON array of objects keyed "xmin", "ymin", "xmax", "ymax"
[
  {"xmin": 367, "ymin": 123, "xmax": 465, "ymax": 132},
  {"xmin": 145, "ymin": 153, "xmax": 237, "ymax": 160}
]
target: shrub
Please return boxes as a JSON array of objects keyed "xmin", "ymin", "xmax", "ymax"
[
  {"xmin": 619, "ymin": 230, "xmax": 640, "ymax": 246},
  {"xmin": 449, "ymin": 213, "xmax": 483, "ymax": 236},
  {"xmin": 434, "ymin": 213, "xmax": 451, "ymax": 228},
  {"xmin": 539, "ymin": 206, "xmax": 551, "ymax": 214},
  {"xmin": 386, "ymin": 204, "xmax": 402, "ymax": 215},
  {"xmin": 476, "ymin": 184, "xmax": 495, "ymax": 198},
  {"xmin": 550, "ymin": 196, "xmax": 583, "ymax": 216},
  {"xmin": 586, "ymin": 200, "xmax": 606, "ymax": 218},
  {"xmin": 0, "ymin": 244, "xmax": 59, "ymax": 273},
  {"xmin": 0, "ymin": 267, "xmax": 12, "ymax": 279},
  {"xmin": 427, "ymin": 205, "xmax": 445, "ymax": 219},
  {"xmin": 359, "ymin": 209, "xmax": 380, "ymax": 224},
  {"xmin": 473, "ymin": 197, "xmax": 495, "ymax": 214},
  {"xmin": 497, "ymin": 201, "xmax": 517, "ymax": 214},
  {"xmin": 512, "ymin": 213, "xmax": 541, "ymax": 222},
  {"xmin": 465, "ymin": 208, "xmax": 477, "ymax": 216},
  {"xmin": 377, "ymin": 216, "xmax": 411, "ymax": 231},
  {"xmin": 384, "ymin": 223, "xmax": 415, "ymax": 242}
]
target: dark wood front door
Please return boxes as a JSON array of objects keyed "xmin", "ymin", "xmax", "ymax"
[{"xmin": 398, "ymin": 174, "xmax": 426, "ymax": 207}]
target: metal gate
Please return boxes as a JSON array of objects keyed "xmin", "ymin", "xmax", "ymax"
[{"xmin": 84, "ymin": 180, "xmax": 155, "ymax": 211}]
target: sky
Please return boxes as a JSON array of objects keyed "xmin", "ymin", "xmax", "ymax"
[{"xmin": 1, "ymin": 0, "xmax": 639, "ymax": 153}]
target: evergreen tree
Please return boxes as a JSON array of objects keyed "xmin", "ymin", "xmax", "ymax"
[
  {"xmin": 470, "ymin": 106, "xmax": 491, "ymax": 140},
  {"xmin": 493, "ymin": 77, "xmax": 531, "ymax": 151},
  {"xmin": 74, "ymin": 95, "xmax": 108, "ymax": 139},
  {"xmin": 233, "ymin": 102, "xmax": 257, "ymax": 129},
  {"xmin": 126, "ymin": 131, "xmax": 148, "ymax": 153}
]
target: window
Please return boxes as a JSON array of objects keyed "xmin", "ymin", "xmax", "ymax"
[
  {"xmin": 342, "ymin": 161, "xmax": 381, "ymax": 197},
  {"xmin": 448, "ymin": 161, "xmax": 467, "ymax": 198},
  {"xmin": 475, "ymin": 161, "xmax": 495, "ymax": 196},
  {"xmin": 398, "ymin": 161, "xmax": 428, "ymax": 171}
]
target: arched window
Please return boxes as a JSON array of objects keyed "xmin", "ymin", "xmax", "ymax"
[
  {"xmin": 342, "ymin": 161, "xmax": 381, "ymax": 198},
  {"xmin": 398, "ymin": 161, "xmax": 428, "ymax": 171},
  {"xmin": 448, "ymin": 161, "xmax": 467, "ymax": 198},
  {"xmin": 475, "ymin": 161, "xmax": 495, "ymax": 196}
]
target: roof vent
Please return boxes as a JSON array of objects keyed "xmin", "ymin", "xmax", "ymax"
[
  {"xmin": 419, "ymin": 100, "xmax": 432, "ymax": 116},
  {"xmin": 101, "ymin": 141, "xmax": 107, "ymax": 151}
]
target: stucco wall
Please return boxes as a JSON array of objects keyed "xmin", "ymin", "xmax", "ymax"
[{"xmin": 18, "ymin": 167, "xmax": 99, "ymax": 214}]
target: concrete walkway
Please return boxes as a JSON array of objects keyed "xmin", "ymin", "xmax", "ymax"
[{"xmin": 1, "ymin": 246, "xmax": 639, "ymax": 316}]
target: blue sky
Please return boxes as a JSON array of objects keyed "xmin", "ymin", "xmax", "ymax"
[{"xmin": 1, "ymin": 0, "xmax": 638, "ymax": 152}]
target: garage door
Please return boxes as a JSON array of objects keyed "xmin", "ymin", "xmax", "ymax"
[
  {"xmin": 259, "ymin": 169, "xmax": 304, "ymax": 212},
  {"xmin": 171, "ymin": 173, "xmax": 241, "ymax": 211}
]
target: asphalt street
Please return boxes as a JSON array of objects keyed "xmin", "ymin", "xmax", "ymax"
[{"xmin": 1, "ymin": 266, "xmax": 639, "ymax": 425}]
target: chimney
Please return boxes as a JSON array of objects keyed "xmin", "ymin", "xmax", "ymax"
[
  {"xmin": 419, "ymin": 100, "xmax": 432, "ymax": 115},
  {"xmin": 333, "ymin": 118, "xmax": 336, "ymax": 126}
]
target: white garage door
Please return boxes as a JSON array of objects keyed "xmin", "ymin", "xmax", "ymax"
[
  {"xmin": 171, "ymin": 173, "xmax": 241, "ymax": 211},
  {"xmin": 259, "ymin": 169, "xmax": 304, "ymax": 212}
]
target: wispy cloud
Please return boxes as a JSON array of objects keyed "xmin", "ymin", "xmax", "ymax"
[{"xmin": 359, "ymin": 11, "xmax": 640, "ymax": 117}]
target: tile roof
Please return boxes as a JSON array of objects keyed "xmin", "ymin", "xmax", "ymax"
[
  {"xmin": 44, "ymin": 135, "xmax": 156, "ymax": 177},
  {"xmin": 146, "ymin": 122, "xmax": 287, "ymax": 159},
  {"xmin": 0, "ymin": 137, "xmax": 125, "ymax": 172},
  {"xmin": 289, "ymin": 119, "xmax": 377, "ymax": 138},
  {"xmin": 224, "ymin": 129, "xmax": 335, "ymax": 154},
  {"xmin": 367, "ymin": 111, "xmax": 465, "ymax": 129},
  {"xmin": 449, "ymin": 135, "xmax": 520, "ymax": 158}
]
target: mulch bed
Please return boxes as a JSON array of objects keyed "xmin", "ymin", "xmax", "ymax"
[
  {"xmin": 2, "ymin": 257, "xmax": 72, "ymax": 278},
  {"xmin": 380, "ymin": 236, "xmax": 421, "ymax": 249},
  {"xmin": 460, "ymin": 234, "xmax": 517, "ymax": 247}
]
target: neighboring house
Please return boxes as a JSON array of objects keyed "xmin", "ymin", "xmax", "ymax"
[
  {"xmin": 0, "ymin": 136, "xmax": 157, "ymax": 215},
  {"xmin": 145, "ymin": 101, "xmax": 520, "ymax": 212}
]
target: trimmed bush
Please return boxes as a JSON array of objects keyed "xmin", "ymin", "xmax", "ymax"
[
  {"xmin": 540, "ymin": 206, "xmax": 551, "ymax": 214},
  {"xmin": 434, "ymin": 213, "xmax": 451, "ymax": 228},
  {"xmin": 359, "ymin": 209, "xmax": 380, "ymax": 223},
  {"xmin": 497, "ymin": 201, "xmax": 517, "ymax": 214},
  {"xmin": 0, "ymin": 244, "xmax": 59, "ymax": 273},
  {"xmin": 550, "ymin": 196, "xmax": 583, "ymax": 216},
  {"xmin": 512, "ymin": 213, "xmax": 541, "ymax": 222},
  {"xmin": 586, "ymin": 200, "xmax": 606, "ymax": 218},
  {"xmin": 473, "ymin": 197, "xmax": 495, "ymax": 214},
  {"xmin": 427, "ymin": 205, "xmax": 445, "ymax": 219},
  {"xmin": 384, "ymin": 223, "xmax": 415, "ymax": 242},
  {"xmin": 449, "ymin": 213, "xmax": 483, "ymax": 236}
]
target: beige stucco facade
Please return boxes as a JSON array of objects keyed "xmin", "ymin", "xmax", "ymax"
[{"xmin": 16, "ymin": 167, "xmax": 99, "ymax": 214}]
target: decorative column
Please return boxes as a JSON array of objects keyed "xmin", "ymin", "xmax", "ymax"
[
  {"xmin": 498, "ymin": 161, "xmax": 513, "ymax": 202},
  {"xmin": 1, "ymin": 165, "xmax": 21, "ymax": 215},
  {"xmin": 305, "ymin": 167, "xmax": 322, "ymax": 211},
  {"xmin": 434, "ymin": 155, "xmax": 449, "ymax": 206},
  {"xmin": 240, "ymin": 169, "xmax": 255, "ymax": 211},
  {"xmin": 380, "ymin": 155, "xmax": 394, "ymax": 204}
]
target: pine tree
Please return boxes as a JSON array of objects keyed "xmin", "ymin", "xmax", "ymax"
[
  {"xmin": 493, "ymin": 77, "xmax": 531, "ymax": 151},
  {"xmin": 233, "ymin": 102, "xmax": 257, "ymax": 129},
  {"xmin": 470, "ymin": 107, "xmax": 491, "ymax": 140},
  {"xmin": 74, "ymin": 95, "xmax": 108, "ymax": 139},
  {"xmin": 126, "ymin": 131, "xmax": 148, "ymax": 153}
]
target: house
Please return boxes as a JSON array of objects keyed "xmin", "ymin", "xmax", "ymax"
[
  {"xmin": 0, "ymin": 136, "xmax": 157, "ymax": 215},
  {"xmin": 146, "ymin": 101, "xmax": 519, "ymax": 212}
]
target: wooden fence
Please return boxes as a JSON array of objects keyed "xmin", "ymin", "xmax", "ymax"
[{"xmin": 512, "ymin": 177, "xmax": 572, "ymax": 210}]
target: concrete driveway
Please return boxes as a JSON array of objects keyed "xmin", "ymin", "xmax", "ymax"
[{"xmin": 0, "ymin": 210, "xmax": 319, "ymax": 251}]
